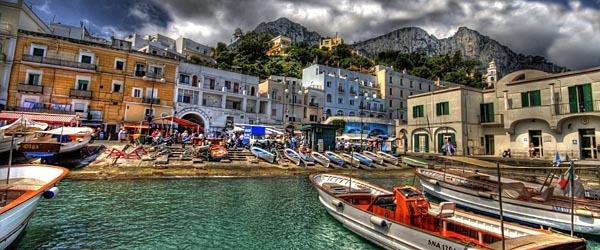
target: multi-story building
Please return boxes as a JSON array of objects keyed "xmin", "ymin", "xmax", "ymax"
[
  {"xmin": 8, "ymin": 28, "xmax": 177, "ymax": 136},
  {"xmin": 320, "ymin": 37, "xmax": 343, "ymax": 50},
  {"xmin": 405, "ymin": 67, "xmax": 600, "ymax": 159},
  {"xmin": 0, "ymin": 0, "xmax": 51, "ymax": 108},
  {"xmin": 258, "ymin": 75, "xmax": 324, "ymax": 125},
  {"xmin": 175, "ymin": 36, "xmax": 212, "ymax": 63},
  {"xmin": 125, "ymin": 33, "xmax": 212, "ymax": 63},
  {"xmin": 266, "ymin": 35, "xmax": 292, "ymax": 56},
  {"xmin": 175, "ymin": 62, "xmax": 275, "ymax": 134}
]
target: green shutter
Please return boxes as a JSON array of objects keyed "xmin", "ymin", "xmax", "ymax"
[
  {"xmin": 480, "ymin": 104, "xmax": 485, "ymax": 122},
  {"xmin": 488, "ymin": 103, "xmax": 495, "ymax": 122},
  {"xmin": 582, "ymin": 83, "xmax": 593, "ymax": 112},
  {"xmin": 568, "ymin": 86, "xmax": 578, "ymax": 113},
  {"xmin": 423, "ymin": 134, "xmax": 429, "ymax": 152},
  {"xmin": 414, "ymin": 134, "xmax": 420, "ymax": 152},
  {"xmin": 521, "ymin": 92, "xmax": 529, "ymax": 108},
  {"xmin": 532, "ymin": 90, "xmax": 541, "ymax": 106},
  {"xmin": 450, "ymin": 134, "xmax": 455, "ymax": 144},
  {"xmin": 444, "ymin": 102, "xmax": 449, "ymax": 115},
  {"xmin": 437, "ymin": 134, "xmax": 444, "ymax": 153},
  {"xmin": 436, "ymin": 103, "xmax": 441, "ymax": 116},
  {"xmin": 413, "ymin": 106, "xmax": 417, "ymax": 118}
]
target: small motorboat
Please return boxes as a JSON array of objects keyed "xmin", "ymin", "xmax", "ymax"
[
  {"xmin": 20, "ymin": 127, "xmax": 94, "ymax": 159},
  {"xmin": 0, "ymin": 117, "xmax": 48, "ymax": 154},
  {"xmin": 284, "ymin": 148, "xmax": 301, "ymax": 166},
  {"xmin": 324, "ymin": 151, "xmax": 345, "ymax": 167},
  {"xmin": 352, "ymin": 152, "xmax": 373, "ymax": 167},
  {"xmin": 297, "ymin": 150, "xmax": 315, "ymax": 167},
  {"xmin": 340, "ymin": 153, "xmax": 360, "ymax": 168},
  {"xmin": 361, "ymin": 151, "xmax": 383, "ymax": 165},
  {"xmin": 310, "ymin": 173, "xmax": 587, "ymax": 250},
  {"xmin": 209, "ymin": 145, "xmax": 228, "ymax": 161},
  {"xmin": 250, "ymin": 146, "xmax": 276, "ymax": 163},
  {"xmin": 377, "ymin": 151, "xmax": 399, "ymax": 165},
  {"xmin": 310, "ymin": 152, "xmax": 330, "ymax": 168},
  {"xmin": 401, "ymin": 156, "xmax": 431, "ymax": 168}
]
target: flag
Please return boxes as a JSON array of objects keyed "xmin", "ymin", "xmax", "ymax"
[
  {"xmin": 559, "ymin": 163, "xmax": 574, "ymax": 190},
  {"xmin": 553, "ymin": 151, "xmax": 561, "ymax": 168}
]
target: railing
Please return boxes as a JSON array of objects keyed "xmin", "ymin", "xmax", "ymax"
[
  {"xmin": 70, "ymin": 89, "xmax": 93, "ymax": 99},
  {"xmin": 0, "ymin": 22, "xmax": 11, "ymax": 34},
  {"xmin": 142, "ymin": 97, "xmax": 160, "ymax": 104},
  {"xmin": 134, "ymin": 70, "xmax": 146, "ymax": 77},
  {"xmin": 22, "ymin": 54, "xmax": 96, "ymax": 71},
  {"xmin": 308, "ymin": 102, "xmax": 319, "ymax": 107},
  {"xmin": 12, "ymin": 106, "xmax": 75, "ymax": 115},
  {"xmin": 245, "ymin": 107, "xmax": 256, "ymax": 113},
  {"xmin": 554, "ymin": 100, "xmax": 600, "ymax": 115},
  {"xmin": 17, "ymin": 83, "xmax": 43, "ymax": 93},
  {"xmin": 349, "ymin": 90, "xmax": 356, "ymax": 94},
  {"xmin": 337, "ymin": 88, "xmax": 345, "ymax": 93},
  {"xmin": 203, "ymin": 103, "xmax": 222, "ymax": 108},
  {"xmin": 480, "ymin": 114, "xmax": 504, "ymax": 125},
  {"xmin": 145, "ymin": 71, "xmax": 164, "ymax": 79}
]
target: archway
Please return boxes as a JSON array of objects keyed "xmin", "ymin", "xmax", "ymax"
[{"xmin": 181, "ymin": 113, "xmax": 205, "ymax": 133}]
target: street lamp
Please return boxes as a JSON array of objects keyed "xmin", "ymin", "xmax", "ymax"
[
  {"xmin": 143, "ymin": 74, "xmax": 165, "ymax": 135},
  {"xmin": 355, "ymin": 93, "xmax": 370, "ymax": 152}
]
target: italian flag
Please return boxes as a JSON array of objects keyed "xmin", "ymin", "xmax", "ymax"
[{"xmin": 558, "ymin": 157, "xmax": 574, "ymax": 190}]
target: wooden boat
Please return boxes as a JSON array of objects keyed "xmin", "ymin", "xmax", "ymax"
[
  {"xmin": 361, "ymin": 151, "xmax": 384, "ymax": 165},
  {"xmin": 401, "ymin": 156, "xmax": 431, "ymax": 168},
  {"xmin": 250, "ymin": 146, "xmax": 276, "ymax": 163},
  {"xmin": 352, "ymin": 152, "xmax": 373, "ymax": 167},
  {"xmin": 416, "ymin": 168, "xmax": 600, "ymax": 235},
  {"xmin": 310, "ymin": 173, "xmax": 587, "ymax": 250},
  {"xmin": 297, "ymin": 150, "xmax": 315, "ymax": 167},
  {"xmin": 209, "ymin": 145, "xmax": 228, "ymax": 161},
  {"xmin": 284, "ymin": 148, "xmax": 301, "ymax": 166},
  {"xmin": 324, "ymin": 151, "xmax": 345, "ymax": 167},
  {"xmin": 1, "ymin": 164, "xmax": 69, "ymax": 249},
  {"xmin": 0, "ymin": 117, "xmax": 48, "ymax": 154},
  {"xmin": 377, "ymin": 151, "xmax": 399, "ymax": 165},
  {"xmin": 340, "ymin": 153, "xmax": 360, "ymax": 168},
  {"xmin": 310, "ymin": 152, "xmax": 330, "ymax": 168},
  {"xmin": 20, "ymin": 127, "xmax": 93, "ymax": 158}
]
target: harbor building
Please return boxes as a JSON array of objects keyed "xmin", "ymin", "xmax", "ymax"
[
  {"xmin": 405, "ymin": 67, "xmax": 600, "ymax": 159},
  {"xmin": 258, "ymin": 75, "xmax": 324, "ymax": 125}
]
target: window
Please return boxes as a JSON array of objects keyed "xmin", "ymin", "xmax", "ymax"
[
  {"xmin": 115, "ymin": 59, "xmax": 125, "ymax": 70},
  {"xmin": 400, "ymin": 79, "xmax": 403, "ymax": 86},
  {"xmin": 309, "ymin": 115, "xmax": 318, "ymax": 122},
  {"xmin": 338, "ymin": 98, "xmax": 343, "ymax": 104},
  {"xmin": 337, "ymin": 110, "xmax": 344, "ymax": 116},
  {"xmin": 132, "ymin": 88, "xmax": 142, "ymax": 98},
  {"xmin": 410, "ymin": 92, "xmax": 413, "ymax": 96},
  {"xmin": 144, "ymin": 108, "xmax": 154, "ymax": 118},
  {"xmin": 75, "ymin": 76, "xmax": 91, "ymax": 91},
  {"xmin": 419, "ymin": 83, "xmax": 422, "ymax": 90},
  {"xmin": 436, "ymin": 102, "xmax": 449, "ymax": 116},
  {"xmin": 177, "ymin": 89, "xmax": 199, "ymax": 104},
  {"xmin": 326, "ymin": 81, "xmax": 331, "ymax": 88},
  {"xmin": 112, "ymin": 81, "xmax": 123, "ymax": 93},
  {"xmin": 225, "ymin": 81, "xmax": 231, "ymax": 90},
  {"xmin": 400, "ymin": 101, "xmax": 403, "ymax": 108},
  {"xmin": 480, "ymin": 103, "xmax": 494, "ymax": 123},
  {"xmin": 389, "ymin": 76, "xmax": 392, "ymax": 84},
  {"xmin": 73, "ymin": 103, "xmax": 86, "ymax": 112},
  {"xmin": 412, "ymin": 105, "xmax": 424, "ymax": 118},
  {"xmin": 146, "ymin": 88, "xmax": 158, "ymax": 98},
  {"xmin": 80, "ymin": 55, "xmax": 92, "ymax": 64},
  {"xmin": 148, "ymin": 65, "xmax": 163, "ymax": 76},
  {"xmin": 410, "ymin": 81, "xmax": 413, "ymax": 88},
  {"xmin": 79, "ymin": 50, "xmax": 94, "ymax": 64},
  {"xmin": 179, "ymin": 74, "xmax": 190, "ymax": 85},
  {"xmin": 30, "ymin": 44, "xmax": 47, "ymax": 57},
  {"xmin": 389, "ymin": 100, "xmax": 392, "ymax": 107},
  {"xmin": 568, "ymin": 83, "xmax": 593, "ymax": 113},
  {"xmin": 389, "ymin": 88, "xmax": 392, "ymax": 95},
  {"xmin": 428, "ymin": 85, "xmax": 431, "ymax": 91},
  {"xmin": 400, "ymin": 90, "xmax": 403, "ymax": 97},
  {"xmin": 26, "ymin": 70, "xmax": 42, "ymax": 85},
  {"xmin": 521, "ymin": 90, "xmax": 541, "ymax": 107},
  {"xmin": 271, "ymin": 90, "xmax": 278, "ymax": 100},
  {"xmin": 135, "ymin": 63, "xmax": 146, "ymax": 77},
  {"xmin": 326, "ymin": 94, "xmax": 332, "ymax": 103},
  {"xmin": 349, "ymin": 100, "xmax": 354, "ymax": 105}
]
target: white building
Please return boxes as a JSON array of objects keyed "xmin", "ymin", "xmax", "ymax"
[
  {"xmin": 125, "ymin": 33, "xmax": 212, "ymax": 63},
  {"xmin": 258, "ymin": 75, "xmax": 324, "ymax": 124}
]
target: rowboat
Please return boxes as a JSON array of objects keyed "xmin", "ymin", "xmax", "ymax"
[
  {"xmin": 340, "ymin": 153, "xmax": 360, "ymax": 168},
  {"xmin": 250, "ymin": 146, "xmax": 276, "ymax": 163},
  {"xmin": 209, "ymin": 145, "xmax": 228, "ymax": 161},
  {"xmin": 324, "ymin": 151, "xmax": 345, "ymax": 167},
  {"xmin": 310, "ymin": 152, "xmax": 330, "ymax": 168},
  {"xmin": 284, "ymin": 148, "xmax": 301, "ymax": 166},
  {"xmin": 416, "ymin": 168, "xmax": 600, "ymax": 235},
  {"xmin": 1, "ymin": 165, "xmax": 69, "ymax": 249},
  {"xmin": 310, "ymin": 173, "xmax": 586, "ymax": 250},
  {"xmin": 401, "ymin": 156, "xmax": 431, "ymax": 168},
  {"xmin": 377, "ymin": 151, "xmax": 399, "ymax": 165},
  {"xmin": 0, "ymin": 117, "xmax": 48, "ymax": 154},
  {"xmin": 297, "ymin": 150, "xmax": 315, "ymax": 167},
  {"xmin": 351, "ymin": 152, "xmax": 373, "ymax": 167},
  {"xmin": 361, "ymin": 151, "xmax": 384, "ymax": 165},
  {"xmin": 20, "ymin": 127, "xmax": 93, "ymax": 159}
]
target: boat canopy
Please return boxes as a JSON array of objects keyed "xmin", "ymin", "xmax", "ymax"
[{"xmin": 37, "ymin": 127, "xmax": 93, "ymax": 135}]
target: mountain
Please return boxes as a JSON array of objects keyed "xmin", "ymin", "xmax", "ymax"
[
  {"xmin": 352, "ymin": 26, "xmax": 567, "ymax": 77},
  {"xmin": 230, "ymin": 17, "xmax": 322, "ymax": 48}
]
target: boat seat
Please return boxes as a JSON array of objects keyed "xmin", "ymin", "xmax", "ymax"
[
  {"xmin": 428, "ymin": 202, "xmax": 456, "ymax": 218},
  {"xmin": 532, "ymin": 187, "xmax": 554, "ymax": 202}
]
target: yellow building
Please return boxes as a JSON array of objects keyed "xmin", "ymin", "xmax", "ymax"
[
  {"xmin": 320, "ymin": 37, "xmax": 344, "ymax": 50},
  {"xmin": 266, "ymin": 35, "xmax": 292, "ymax": 56},
  {"xmin": 8, "ymin": 30, "xmax": 177, "ymax": 137}
]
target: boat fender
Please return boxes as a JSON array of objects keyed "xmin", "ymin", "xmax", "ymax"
[
  {"xmin": 477, "ymin": 192, "xmax": 493, "ymax": 199},
  {"xmin": 370, "ymin": 216, "xmax": 388, "ymax": 227},
  {"xmin": 43, "ymin": 187, "xmax": 59, "ymax": 199},
  {"xmin": 428, "ymin": 179, "xmax": 439, "ymax": 185},
  {"xmin": 575, "ymin": 209, "xmax": 594, "ymax": 217},
  {"xmin": 331, "ymin": 199, "xmax": 344, "ymax": 208}
]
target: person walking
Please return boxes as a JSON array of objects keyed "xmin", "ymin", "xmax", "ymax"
[{"xmin": 118, "ymin": 127, "xmax": 127, "ymax": 143}]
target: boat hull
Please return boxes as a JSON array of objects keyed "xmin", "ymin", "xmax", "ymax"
[
  {"xmin": 250, "ymin": 147, "xmax": 276, "ymax": 163},
  {"xmin": 22, "ymin": 136, "xmax": 92, "ymax": 158},
  {"xmin": 284, "ymin": 149, "xmax": 301, "ymax": 166},
  {"xmin": 324, "ymin": 151, "xmax": 345, "ymax": 167},
  {"xmin": 401, "ymin": 156, "xmax": 430, "ymax": 168},
  {"xmin": 0, "ymin": 193, "xmax": 41, "ymax": 250},
  {"xmin": 310, "ymin": 152, "xmax": 330, "ymax": 168},
  {"xmin": 377, "ymin": 152, "xmax": 399, "ymax": 165},
  {"xmin": 362, "ymin": 151, "xmax": 384, "ymax": 165},
  {"xmin": 352, "ymin": 152, "xmax": 374, "ymax": 167},
  {"xmin": 341, "ymin": 153, "xmax": 361, "ymax": 168}
]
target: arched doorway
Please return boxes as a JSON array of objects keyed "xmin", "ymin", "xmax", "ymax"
[{"xmin": 181, "ymin": 113, "xmax": 205, "ymax": 133}]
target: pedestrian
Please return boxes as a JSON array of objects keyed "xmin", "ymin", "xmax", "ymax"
[
  {"xmin": 118, "ymin": 127, "xmax": 127, "ymax": 143},
  {"xmin": 529, "ymin": 143, "xmax": 536, "ymax": 158}
]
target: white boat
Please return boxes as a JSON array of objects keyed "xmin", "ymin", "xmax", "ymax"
[
  {"xmin": 283, "ymin": 148, "xmax": 301, "ymax": 166},
  {"xmin": 310, "ymin": 173, "xmax": 586, "ymax": 250},
  {"xmin": 416, "ymin": 168, "xmax": 600, "ymax": 235},
  {"xmin": 297, "ymin": 150, "xmax": 315, "ymax": 167},
  {"xmin": 1, "ymin": 164, "xmax": 69, "ymax": 249},
  {"xmin": 250, "ymin": 146, "xmax": 276, "ymax": 163},
  {"xmin": 20, "ymin": 127, "xmax": 94, "ymax": 158},
  {"xmin": 362, "ymin": 151, "xmax": 384, "ymax": 165},
  {"xmin": 377, "ymin": 151, "xmax": 399, "ymax": 165},
  {"xmin": 310, "ymin": 152, "xmax": 330, "ymax": 168},
  {"xmin": 0, "ymin": 117, "xmax": 48, "ymax": 154},
  {"xmin": 401, "ymin": 156, "xmax": 431, "ymax": 168},
  {"xmin": 340, "ymin": 153, "xmax": 360, "ymax": 168},
  {"xmin": 352, "ymin": 152, "xmax": 374, "ymax": 167},
  {"xmin": 324, "ymin": 151, "xmax": 345, "ymax": 167}
]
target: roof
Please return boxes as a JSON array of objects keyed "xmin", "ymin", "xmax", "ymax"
[{"xmin": 0, "ymin": 111, "xmax": 78, "ymax": 125}]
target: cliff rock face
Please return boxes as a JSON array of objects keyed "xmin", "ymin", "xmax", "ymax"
[
  {"xmin": 237, "ymin": 17, "xmax": 322, "ymax": 47},
  {"xmin": 353, "ymin": 27, "xmax": 567, "ymax": 77}
]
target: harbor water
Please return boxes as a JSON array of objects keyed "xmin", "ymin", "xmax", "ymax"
[{"xmin": 15, "ymin": 177, "xmax": 600, "ymax": 249}]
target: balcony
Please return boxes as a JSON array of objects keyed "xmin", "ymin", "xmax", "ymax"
[
  {"xmin": 308, "ymin": 102, "xmax": 319, "ymax": 107},
  {"xmin": 22, "ymin": 54, "xmax": 96, "ymax": 71},
  {"xmin": 70, "ymin": 89, "xmax": 93, "ymax": 99},
  {"xmin": 337, "ymin": 88, "xmax": 345, "ymax": 93},
  {"xmin": 142, "ymin": 97, "xmax": 160, "ymax": 104},
  {"xmin": 0, "ymin": 22, "xmax": 11, "ymax": 35},
  {"xmin": 134, "ymin": 70, "xmax": 146, "ymax": 77},
  {"xmin": 145, "ymin": 71, "xmax": 164, "ymax": 79},
  {"xmin": 17, "ymin": 83, "xmax": 43, "ymax": 94},
  {"xmin": 553, "ymin": 100, "xmax": 600, "ymax": 115},
  {"xmin": 480, "ymin": 114, "xmax": 504, "ymax": 126}
]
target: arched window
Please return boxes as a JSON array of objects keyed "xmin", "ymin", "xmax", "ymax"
[
  {"xmin": 326, "ymin": 94, "xmax": 332, "ymax": 103},
  {"xmin": 336, "ymin": 110, "xmax": 344, "ymax": 116},
  {"xmin": 389, "ymin": 88, "xmax": 392, "ymax": 95},
  {"xmin": 349, "ymin": 111, "xmax": 355, "ymax": 116},
  {"xmin": 326, "ymin": 109, "xmax": 332, "ymax": 115},
  {"xmin": 250, "ymin": 86, "xmax": 255, "ymax": 96}
]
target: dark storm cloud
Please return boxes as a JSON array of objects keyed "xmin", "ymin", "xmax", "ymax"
[{"xmin": 32, "ymin": 0, "xmax": 600, "ymax": 70}]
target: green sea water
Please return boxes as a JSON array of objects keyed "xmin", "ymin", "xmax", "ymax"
[{"xmin": 14, "ymin": 177, "xmax": 600, "ymax": 249}]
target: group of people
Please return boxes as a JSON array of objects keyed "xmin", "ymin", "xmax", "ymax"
[
  {"xmin": 443, "ymin": 140, "xmax": 457, "ymax": 156},
  {"xmin": 336, "ymin": 138, "xmax": 383, "ymax": 152}
]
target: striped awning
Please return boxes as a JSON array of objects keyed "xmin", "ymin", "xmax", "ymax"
[{"xmin": 0, "ymin": 111, "xmax": 78, "ymax": 125}]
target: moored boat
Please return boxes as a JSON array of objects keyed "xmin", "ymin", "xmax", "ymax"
[
  {"xmin": 19, "ymin": 127, "xmax": 93, "ymax": 159},
  {"xmin": 284, "ymin": 148, "xmax": 301, "ymax": 166},
  {"xmin": 0, "ymin": 117, "xmax": 48, "ymax": 154},
  {"xmin": 310, "ymin": 173, "xmax": 587, "ymax": 250},
  {"xmin": 361, "ymin": 151, "xmax": 384, "ymax": 165},
  {"xmin": 324, "ymin": 151, "xmax": 345, "ymax": 167},
  {"xmin": 297, "ymin": 150, "xmax": 315, "ymax": 167},
  {"xmin": 401, "ymin": 156, "xmax": 431, "ymax": 168},
  {"xmin": 250, "ymin": 146, "xmax": 276, "ymax": 163},
  {"xmin": 377, "ymin": 151, "xmax": 399, "ymax": 165},
  {"xmin": 340, "ymin": 153, "xmax": 360, "ymax": 168},
  {"xmin": 209, "ymin": 145, "xmax": 228, "ymax": 161},
  {"xmin": 351, "ymin": 152, "xmax": 374, "ymax": 167},
  {"xmin": 310, "ymin": 152, "xmax": 330, "ymax": 168},
  {"xmin": 416, "ymin": 168, "xmax": 600, "ymax": 235},
  {"xmin": 1, "ymin": 164, "xmax": 69, "ymax": 249}
]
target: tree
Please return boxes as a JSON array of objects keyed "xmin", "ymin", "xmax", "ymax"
[{"xmin": 331, "ymin": 119, "xmax": 346, "ymax": 135}]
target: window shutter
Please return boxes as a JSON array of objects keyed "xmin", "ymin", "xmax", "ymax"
[
  {"xmin": 488, "ymin": 103, "xmax": 495, "ymax": 122},
  {"xmin": 436, "ymin": 103, "xmax": 441, "ymax": 116},
  {"xmin": 568, "ymin": 86, "xmax": 578, "ymax": 113},
  {"xmin": 423, "ymin": 134, "xmax": 429, "ymax": 152},
  {"xmin": 413, "ymin": 106, "xmax": 417, "ymax": 118},
  {"xmin": 444, "ymin": 102, "xmax": 449, "ymax": 115},
  {"xmin": 582, "ymin": 83, "xmax": 593, "ymax": 112},
  {"xmin": 521, "ymin": 92, "xmax": 529, "ymax": 108},
  {"xmin": 480, "ymin": 103, "xmax": 486, "ymax": 122},
  {"xmin": 414, "ymin": 134, "xmax": 420, "ymax": 151},
  {"xmin": 532, "ymin": 90, "xmax": 541, "ymax": 106},
  {"xmin": 437, "ymin": 134, "xmax": 444, "ymax": 153}
]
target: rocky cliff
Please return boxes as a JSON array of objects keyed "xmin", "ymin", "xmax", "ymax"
[
  {"xmin": 352, "ymin": 27, "xmax": 567, "ymax": 77},
  {"xmin": 232, "ymin": 17, "xmax": 322, "ymax": 47}
]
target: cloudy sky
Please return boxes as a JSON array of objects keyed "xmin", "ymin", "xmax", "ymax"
[{"xmin": 29, "ymin": 0, "xmax": 600, "ymax": 69}]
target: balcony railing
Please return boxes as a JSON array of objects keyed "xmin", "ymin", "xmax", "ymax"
[
  {"xmin": 337, "ymin": 88, "xmax": 345, "ymax": 93},
  {"xmin": 22, "ymin": 54, "xmax": 96, "ymax": 71},
  {"xmin": 0, "ymin": 22, "xmax": 11, "ymax": 35},
  {"xmin": 134, "ymin": 70, "xmax": 146, "ymax": 77},
  {"xmin": 70, "ymin": 89, "xmax": 93, "ymax": 99},
  {"xmin": 554, "ymin": 100, "xmax": 600, "ymax": 115},
  {"xmin": 12, "ymin": 106, "xmax": 75, "ymax": 115},
  {"xmin": 145, "ymin": 71, "xmax": 164, "ymax": 79},
  {"xmin": 142, "ymin": 97, "xmax": 160, "ymax": 104},
  {"xmin": 480, "ymin": 114, "xmax": 504, "ymax": 126},
  {"xmin": 308, "ymin": 102, "xmax": 319, "ymax": 107},
  {"xmin": 17, "ymin": 83, "xmax": 43, "ymax": 94}
]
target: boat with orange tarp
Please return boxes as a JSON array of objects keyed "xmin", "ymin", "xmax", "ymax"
[{"xmin": 209, "ymin": 145, "xmax": 228, "ymax": 161}]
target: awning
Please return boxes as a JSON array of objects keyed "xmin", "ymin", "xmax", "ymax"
[
  {"xmin": 154, "ymin": 116, "xmax": 200, "ymax": 127},
  {"xmin": 0, "ymin": 111, "xmax": 78, "ymax": 125}
]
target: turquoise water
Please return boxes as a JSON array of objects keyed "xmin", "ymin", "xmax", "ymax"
[{"xmin": 14, "ymin": 177, "xmax": 600, "ymax": 249}]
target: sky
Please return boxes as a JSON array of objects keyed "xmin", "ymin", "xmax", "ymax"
[{"xmin": 27, "ymin": 0, "xmax": 600, "ymax": 70}]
